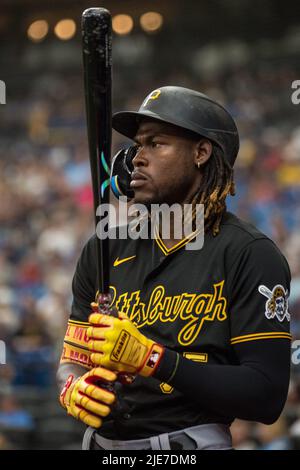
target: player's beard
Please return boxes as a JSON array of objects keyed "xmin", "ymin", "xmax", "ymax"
[{"xmin": 133, "ymin": 180, "xmax": 195, "ymax": 207}]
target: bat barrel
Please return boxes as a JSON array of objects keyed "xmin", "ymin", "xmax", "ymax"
[{"xmin": 82, "ymin": 8, "xmax": 112, "ymax": 294}]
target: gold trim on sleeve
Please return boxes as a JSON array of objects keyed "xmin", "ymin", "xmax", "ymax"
[{"xmin": 231, "ymin": 331, "xmax": 291, "ymax": 345}]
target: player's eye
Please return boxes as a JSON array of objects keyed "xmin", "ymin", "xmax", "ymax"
[{"xmin": 151, "ymin": 141, "xmax": 162, "ymax": 148}]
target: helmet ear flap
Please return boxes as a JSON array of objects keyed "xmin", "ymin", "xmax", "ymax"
[
  {"xmin": 123, "ymin": 145, "xmax": 136, "ymax": 174},
  {"xmin": 110, "ymin": 146, "xmax": 137, "ymax": 199}
]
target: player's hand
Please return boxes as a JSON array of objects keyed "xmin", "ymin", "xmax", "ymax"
[
  {"xmin": 59, "ymin": 367, "xmax": 117, "ymax": 428},
  {"xmin": 87, "ymin": 313, "xmax": 165, "ymax": 377}
]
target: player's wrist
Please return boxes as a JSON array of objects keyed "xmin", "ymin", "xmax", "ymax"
[{"xmin": 152, "ymin": 348, "xmax": 180, "ymax": 383}]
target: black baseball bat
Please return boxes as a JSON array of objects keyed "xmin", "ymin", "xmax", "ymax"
[
  {"xmin": 81, "ymin": 9, "xmax": 134, "ymax": 388},
  {"xmin": 82, "ymin": 7, "xmax": 112, "ymax": 298}
]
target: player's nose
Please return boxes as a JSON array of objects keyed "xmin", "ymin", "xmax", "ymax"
[{"xmin": 132, "ymin": 147, "xmax": 149, "ymax": 168}]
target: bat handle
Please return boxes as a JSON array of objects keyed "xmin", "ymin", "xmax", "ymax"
[{"xmin": 91, "ymin": 292, "xmax": 135, "ymax": 419}]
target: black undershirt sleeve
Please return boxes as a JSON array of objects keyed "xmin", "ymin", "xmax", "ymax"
[
  {"xmin": 154, "ymin": 338, "xmax": 290, "ymax": 424},
  {"xmin": 71, "ymin": 235, "xmax": 97, "ymax": 322}
]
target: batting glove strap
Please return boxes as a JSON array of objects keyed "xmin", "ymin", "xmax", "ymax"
[{"xmin": 138, "ymin": 343, "xmax": 165, "ymax": 377}]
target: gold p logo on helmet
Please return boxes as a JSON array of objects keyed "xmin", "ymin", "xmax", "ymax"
[{"xmin": 142, "ymin": 89, "xmax": 161, "ymax": 107}]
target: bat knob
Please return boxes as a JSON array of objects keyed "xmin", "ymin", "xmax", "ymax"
[
  {"xmin": 93, "ymin": 293, "xmax": 119, "ymax": 318},
  {"xmin": 97, "ymin": 292, "xmax": 111, "ymax": 305}
]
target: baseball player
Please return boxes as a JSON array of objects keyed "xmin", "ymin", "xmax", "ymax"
[{"xmin": 57, "ymin": 86, "xmax": 291, "ymax": 450}]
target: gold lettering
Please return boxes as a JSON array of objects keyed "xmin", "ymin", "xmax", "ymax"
[
  {"xmin": 110, "ymin": 281, "xmax": 227, "ymax": 346},
  {"xmin": 212, "ymin": 282, "xmax": 227, "ymax": 321},
  {"xmin": 161, "ymin": 295, "xmax": 181, "ymax": 321},
  {"xmin": 129, "ymin": 292, "xmax": 146, "ymax": 325},
  {"xmin": 116, "ymin": 292, "xmax": 129, "ymax": 313},
  {"xmin": 143, "ymin": 285, "xmax": 165, "ymax": 325}
]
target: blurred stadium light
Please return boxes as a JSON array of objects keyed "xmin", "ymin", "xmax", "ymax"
[
  {"xmin": 27, "ymin": 20, "xmax": 49, "ymax": 42},
  {"xmin": 112, "ymin": 14, "xmax": 134, "ymax": 36},
  {"xmin": 140, "ymin": 12, "xmax": 163, "ymax": 33},
  {"xmin": 54, "ymin": 19, "xmax": 76, "ymax": 41}
]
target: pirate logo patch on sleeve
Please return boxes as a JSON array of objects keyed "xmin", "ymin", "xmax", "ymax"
[{"xmin": 258, "ymin": 284, "xmax": 290, "ymax": 322}]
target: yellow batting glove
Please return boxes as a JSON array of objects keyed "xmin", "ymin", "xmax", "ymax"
[
  {"xmin": 87, "ymin": 313, "xmax": 165, "ymax": 377},
  {"xmin": 59, "ymin": 367, "xmax": 117, "ymax": 428}
]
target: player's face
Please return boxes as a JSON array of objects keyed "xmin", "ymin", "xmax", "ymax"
[{"xmin": 131, "ymin": 120, "xmax": 206, "ymax": 205}]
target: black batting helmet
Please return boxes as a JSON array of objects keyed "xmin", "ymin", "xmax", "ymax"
[{"xmin": 112, "ymin": 86, "xmax": 239, "ymax": 167}]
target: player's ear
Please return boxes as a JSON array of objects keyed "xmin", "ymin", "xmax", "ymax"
[{"xmin": 194, "ymin": 139, "xmax": 213, "ymax": 167}]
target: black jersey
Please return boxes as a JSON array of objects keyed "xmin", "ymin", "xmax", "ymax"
[{"xmin": 68, "ymin": 211, "xmax": 291, "ymax": 439}]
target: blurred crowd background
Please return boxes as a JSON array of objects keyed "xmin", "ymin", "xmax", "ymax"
[{"xmin": 0, "ymin": 0, "xmax": 300, "ymax": 450}]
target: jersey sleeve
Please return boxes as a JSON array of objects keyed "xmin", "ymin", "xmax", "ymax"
[
  {"xmin": 227, "ymin": 238, "xmax": 291, "ymax": 346},
  {"xmin": 71, "ymin": 235, "xmax": 97, "ymax": 323}
]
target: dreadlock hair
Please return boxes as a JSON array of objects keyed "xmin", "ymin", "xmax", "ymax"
[{"xmin": 191, "ymin": 145, "xmax": 235, "ymax": 237}]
